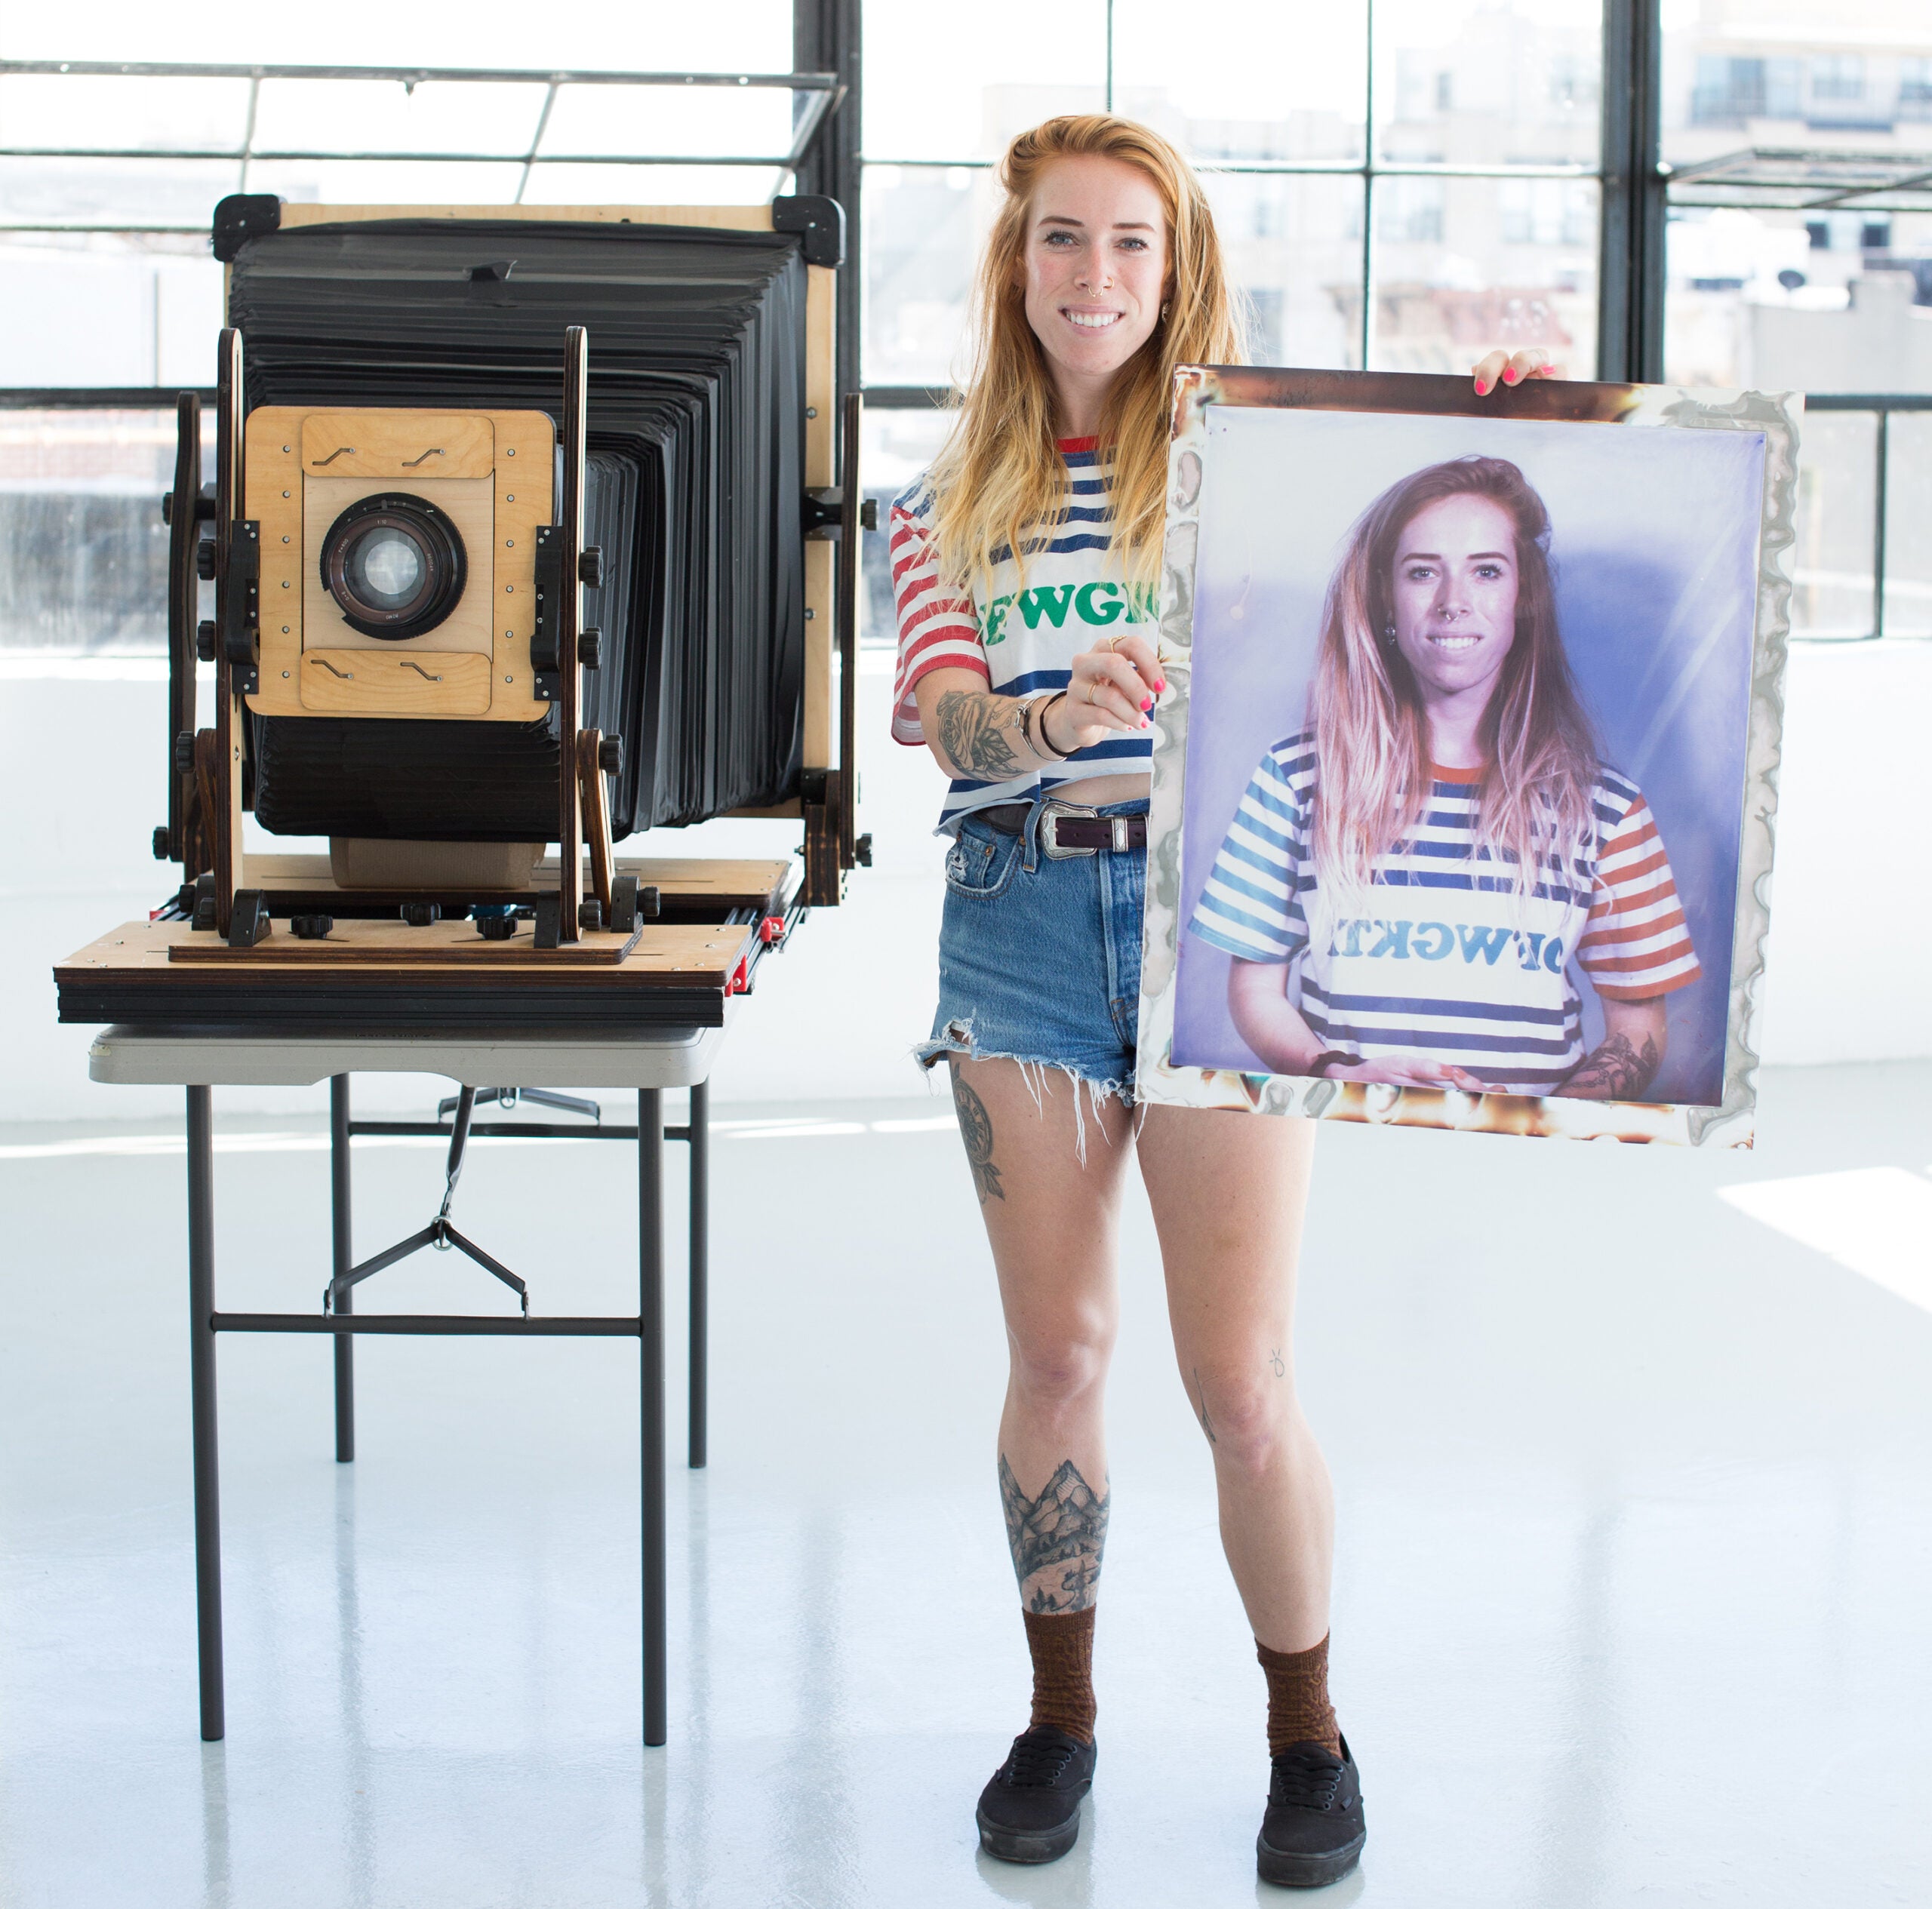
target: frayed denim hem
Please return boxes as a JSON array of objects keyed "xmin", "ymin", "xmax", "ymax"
[{"xmin": 911, "ymin": 1017, "xmax": 1134, "ymax": 1164}]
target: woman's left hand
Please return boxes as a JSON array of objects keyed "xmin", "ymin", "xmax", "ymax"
[{"xmin": 1471, "ymin": 347, "xmax": 1563, "ymax": 397}]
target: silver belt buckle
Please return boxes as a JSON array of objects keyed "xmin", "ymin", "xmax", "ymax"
[{"xmin": 1040, "ymin": 800, "xmax": 1100, "ymax": 859}]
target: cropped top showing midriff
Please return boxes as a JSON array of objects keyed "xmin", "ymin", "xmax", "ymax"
[{"xmin": 889, "ymin": 436, "xmax": 1154, "ymax": 831}]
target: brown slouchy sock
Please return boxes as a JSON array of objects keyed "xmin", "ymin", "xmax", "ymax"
[
  {"xmin": 1257, "ymin": 1633, "xmax": 1340, "ymax": 1757},
  {"xmin": 1022, "ymin": 1606, "xmax": 1097, "ymax": 1743}
]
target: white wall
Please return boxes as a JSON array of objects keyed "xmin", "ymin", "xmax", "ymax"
[
  {"xmin": 2, "ymin": 641, "xmax": 1927, "ymax": 1124},
  {"xmin": 0, "ymin": 653, "xmax": 950, "ymax": 1121}
]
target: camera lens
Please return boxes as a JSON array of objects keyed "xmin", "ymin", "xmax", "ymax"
[{"xmin": 320, "ymin": 493, "xmax": 467, "ymax": 639}]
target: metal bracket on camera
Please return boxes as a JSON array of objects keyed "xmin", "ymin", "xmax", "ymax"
[
  {"xmin": 220, "ymin": 521, "xmax": 260, "ymax": 695},
  {"xmin": 531, "ymin": 524, "xmax": 563, "ymax": 700}
]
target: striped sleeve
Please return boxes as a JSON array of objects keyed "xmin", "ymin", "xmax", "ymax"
[
  {"xmin": 1575, "ymin": 793, "xmax": 1702, "ymax": 1000},
  {"xmin": 888, "ymin": 486, "xmax": 986, "ymax": 745},
  {"xmin": 1186, "ymin": 744, "xmax": 1312, "ymax": 961}
]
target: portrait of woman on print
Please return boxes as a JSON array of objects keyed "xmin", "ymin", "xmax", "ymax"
[{"xmin": 1187, "ymin": 453, "xmax": 1701, "ymax": 1102}]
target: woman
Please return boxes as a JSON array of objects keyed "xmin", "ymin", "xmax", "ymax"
[
  {"xmin": 890, "ymin": 113, "xmax": 1549, "ymax": 1886},
  {"xmin": 1191, "ymin": 455, "xmax": 1700, "ymax": 1099}
]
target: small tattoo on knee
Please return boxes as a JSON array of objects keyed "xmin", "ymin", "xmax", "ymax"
[{"xmin": 1192, "ymin": 1366, "xmax": 1217, "ymax": 1445}]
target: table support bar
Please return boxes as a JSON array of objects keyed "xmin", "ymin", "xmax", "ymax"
[
  {"xmin": 640, "ymin": 1087, "xmax": 667, "ymax": 1746},
  {"xmin": 689, "ymin": 1080, "xmax": 708, "ymax": 1470},
  {"xmin": 330, "ymin": 1075, "xmax": 354, "ymax": 1462},
  {"xmin": 186, "ymin": 1084, "xmax": 226, "ymax": 1743},
  {"xmin": 213, "ymin": 1313, "xmax": 642, "ymax": 1336}
]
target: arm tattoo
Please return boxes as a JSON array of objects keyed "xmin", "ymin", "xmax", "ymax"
[
  {"xmin": 952, "ymin": 1074, "xmax": 1004, "ymax": 1204},
  {"xmin": 934, "ymin": 689, "xmax": 1026, "ymax": 781},
  {"xmin": 1561, "ymin": 1030, "xmax": 1660, "ymax": 1100},
  {"xmin": 999, "ymin": 1455, "xmax": 1110, "ymax": 1612},
  {"xmin": 1192, "ymin": 1366, "xmax": 1217, "ymax": 1445}
]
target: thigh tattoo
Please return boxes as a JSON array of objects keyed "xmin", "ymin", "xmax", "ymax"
[{"xmin": 951, "ymin": 1071, "xmax": 1005, "ymax": 1204}]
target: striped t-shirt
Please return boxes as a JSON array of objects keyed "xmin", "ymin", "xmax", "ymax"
[
  {"xmin": 890, "ymin": 436, "xmax": 1155, "ymax": 831},
  {"xmin": 1188, "ymin": 733, "xmax": 1701, "ymax": 1093}
]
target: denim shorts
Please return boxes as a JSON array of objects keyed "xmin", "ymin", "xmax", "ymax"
[{"xmin": 916, "ymin": 798, "xmax": 1149, "ymax": 1103}]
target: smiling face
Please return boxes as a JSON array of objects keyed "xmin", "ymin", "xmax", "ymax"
[
  {"xmin": 1017, "ymin": 153, "xmax": 1169, "ymax": 420},
  {"xmin": 1388, "ymin": 493, "xmax": 1522, "ymax": 710}
]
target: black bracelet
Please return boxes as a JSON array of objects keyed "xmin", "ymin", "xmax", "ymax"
[{"xmin": 1029, "ymin": 690, "xmax": 1072, "ymax": 761}]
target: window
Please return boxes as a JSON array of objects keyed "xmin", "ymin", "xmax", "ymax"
[
  {"xmin": 863, "ymin": 0, "xmax": 1604, "ymax": 386},
  {"xmin": 1692, "ymin": 57, "xmax": 1764, "ymax": 126},
  {"xmin": 1810, "ymin": 54, "xmax": 1866, "ymax": 103},
  {"xmin": 1899, "ymin": 57, "xmax": 1932, "ymax": 120}
]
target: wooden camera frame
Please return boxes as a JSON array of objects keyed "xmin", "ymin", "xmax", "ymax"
[{"xmin": 158, "ymin": 200, "xmax": 865, "ymax": 954}]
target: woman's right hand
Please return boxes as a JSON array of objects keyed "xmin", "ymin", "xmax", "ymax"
[
  {"xmin": 1042, "ymin": 632, "xmax": 1165, "ymax": 755},
  {"xmin": 1320, "ymin": 1053, "xmax": 1487, "ymax": 1092}
]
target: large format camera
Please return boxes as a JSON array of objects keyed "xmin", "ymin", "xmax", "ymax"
[{"xmin": 161, "ymin": 193, "xmax": 863, "ymax": 947}]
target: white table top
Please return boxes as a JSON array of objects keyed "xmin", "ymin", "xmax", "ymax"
[{"xmin": 87, "ymin": 1011, "xmax": 736, "ymax": 1091}]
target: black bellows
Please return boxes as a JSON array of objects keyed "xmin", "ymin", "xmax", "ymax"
[{"xmin": 232, "ymin": 217, "xmax": 809, "ymax": 840}]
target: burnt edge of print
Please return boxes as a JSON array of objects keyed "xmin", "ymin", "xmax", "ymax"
[{"xmin": 1134, "ymin": 366, "xmax": 1799, "ymax": 1149}]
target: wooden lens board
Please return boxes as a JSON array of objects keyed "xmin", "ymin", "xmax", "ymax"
[{"xmin": 245, "ymin": 406, "xmax": 554, "ymax": 724}]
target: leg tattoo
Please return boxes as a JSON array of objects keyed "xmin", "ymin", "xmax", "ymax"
[
  {"xmin": 1000, "ymin": 1455, "xmax": 1111, "ymax": 1612},
  {"xmin": 1192, "ymin": 1366, "xmax": 1217, "ymax": 1445},
  {"xmin": 952, "ymin": 1072, "xmax": 1005, "ymax": 1205}
]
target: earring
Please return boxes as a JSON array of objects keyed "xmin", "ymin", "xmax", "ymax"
[
  {"xmin": 1380, "ymin": 623, "xmax": 1397, "ymax": 644},
  {"xmin": 1160, "ymin": 300, "xmax": 1171, "ymax": 321}
]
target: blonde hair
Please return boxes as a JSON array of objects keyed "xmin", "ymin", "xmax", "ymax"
[
  {"xmin": 927, "ymin": 114, "xmax": 1244, "ymax": 592},
  {"xmin": 1311, "ymin": 456, "xmax": 1601, "ymax": 900}
]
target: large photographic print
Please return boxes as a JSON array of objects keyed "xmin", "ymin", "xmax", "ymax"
[{"xmin": 1137, "ymin": 370, "xmax": 1798, "ymax": 1147}]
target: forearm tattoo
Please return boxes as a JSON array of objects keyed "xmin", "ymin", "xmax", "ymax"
[
  {"xmin": 1561, "ymin": 1030, "xmax": 1660, "ymax": 1099},
  {"xmin": 1000, "ymin": 1455, "xmax": 1111, "ymax": 1612},
  {"xmin": 934, "ymin": 689, "xmax": 1028, "ymax": 781},
  {"xmin": 952, "ymin": 1073, "xmax": 1004, "ymax": 1204}
]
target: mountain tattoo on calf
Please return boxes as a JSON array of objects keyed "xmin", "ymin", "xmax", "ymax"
[{"xmin": 1000, "ymin": 1455, "xmax": 1111, "ymax": 1613}]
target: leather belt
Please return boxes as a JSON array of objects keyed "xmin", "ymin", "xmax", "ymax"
[{"xmin": 979, "ymin": 801, "xmax": 1147, "ymax": 857}]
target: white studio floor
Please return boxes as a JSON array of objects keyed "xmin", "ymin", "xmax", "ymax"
[{"xmin": 2, "ymin": 1062, "xmax": 1929, "ymax": 1909}]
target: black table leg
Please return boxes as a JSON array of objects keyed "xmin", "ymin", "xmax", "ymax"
[
  {"xmin": 639, "ymin": 1088, "xmax": 667, "ymax": 1746},
  {"xmin": 330, "ymin": 1074, "xmax": 355, "ymax": 1464},
  {"xmin": 688, "ymin": 1079, "xmax": 708, "ymax": 1471},
  {"xmin": 186, "ymin": 1084, "xmax": 226, "ymax": 1741}
]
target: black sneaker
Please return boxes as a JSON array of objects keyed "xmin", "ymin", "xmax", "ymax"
[
  {"xmin": 1257, "ymin": 1735, "xmax": 1366, "ymax": 1889},
  {"xmin": 975, "ymin": 1724, "xmax": 1097, "ymax": 1864}
]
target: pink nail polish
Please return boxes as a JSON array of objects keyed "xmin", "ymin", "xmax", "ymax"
[
  {"xmin": 1155, "ymin": 678, "xmax": 1168, "ymax": 692},
  {"xmin": 1503, "ymin": 367, "xmax": 1518, "ymax": 384},
  {"xmin": 1475, "ymin": 380, "xmax": 1489, "ymax": 395},
  {"xmin": 1141, "ymin": 696, "xmax": 1153, "ymax": 712}
]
